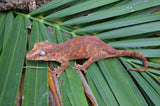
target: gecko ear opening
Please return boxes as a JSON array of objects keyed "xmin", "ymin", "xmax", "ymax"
[{"xmin": 52, "ymin": 53, "xmax": 56, "ymax": 56}]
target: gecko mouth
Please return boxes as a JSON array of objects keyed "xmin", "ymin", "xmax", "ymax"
[{"xmin": 26, "ymin": 56, "xmax": 32, "ymax": 60}]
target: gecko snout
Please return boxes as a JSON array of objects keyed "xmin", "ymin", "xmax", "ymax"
[
  {"xmin": 26, "ymin": 53, "xmax": 31, "ymax": 60},
  {"xmin": 26, "ymin": 53, "xmax": 36, "ymax": 60}
]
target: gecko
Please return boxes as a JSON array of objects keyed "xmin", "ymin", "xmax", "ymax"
[{"xmin": 26, "ymin": 36, "xmax": 148, "ymax": 77}]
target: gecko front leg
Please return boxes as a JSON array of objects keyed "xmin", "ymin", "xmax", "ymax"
[{"xmin": 51, "ymin": 60, "xmax": 69, "ymax": 78}]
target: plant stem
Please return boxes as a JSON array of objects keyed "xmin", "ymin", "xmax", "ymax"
[{"xmin": 14, "ymin": 11, "xmax": 78, "ymax": 37}]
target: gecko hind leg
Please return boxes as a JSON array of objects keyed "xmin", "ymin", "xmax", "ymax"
[
  {"xmin": 72, "ymin": 51, "xmax": 108, "ymax": 73},
  {"xmin": 72, "ymin": 63, "xmax": 88, "ymax": 74}
]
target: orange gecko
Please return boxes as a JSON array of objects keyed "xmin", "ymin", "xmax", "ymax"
[{"xmin": 26, "ymin": 36, "xmax": 148, "ymax": 77}]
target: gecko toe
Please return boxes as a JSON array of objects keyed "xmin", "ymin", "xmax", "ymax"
[
  {"xmin": 82, "ymin": 69, "xmax": 88, "ymax": 74},
  {"xmin": 51, "ymin": 71, "xmax": 61, "ymax": 78},
  {"xmin": 72, "ymin": 63, "xmax": 88, "ymax": 74}
]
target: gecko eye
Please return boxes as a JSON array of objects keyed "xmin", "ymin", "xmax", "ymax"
[{"xmin": 40, "ymin": 51, "xmax": 46, "ymax": 56}]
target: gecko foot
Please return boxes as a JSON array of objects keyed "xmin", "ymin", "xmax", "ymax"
[
  {"xmin": 50, "ymin": 67, "xmax": 63, "ymax": 78},
  {"xmin": 72, "ymin": 63, "xmax": 88, "ymax": 74}
]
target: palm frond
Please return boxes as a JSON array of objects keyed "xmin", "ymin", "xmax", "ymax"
[{"xmin": 0, "ymin": 0, "xmax": 160, "ymax": 105}]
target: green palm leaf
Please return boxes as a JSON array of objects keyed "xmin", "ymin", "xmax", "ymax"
[
  {"xmin": 0, "ymin": 0, "xmax": 160, "ymax": 105},
  {"xmin": 43, "ymin": 0, "xmax": 119, "ymax": 19},
  {"xmin": 59, "ymin": 0, "xmax": 160, "ymax": 25},
  {"xmin": 74, "ymin": 13, "xmax": 160, "ymax": 33},
  {"xmin": 0, "ymin": 15, "xmax": 27, "ymax": 105}
]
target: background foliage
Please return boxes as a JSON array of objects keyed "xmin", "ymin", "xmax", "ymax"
[{"xmin": 0, "ymin": 0, "xmax": 160, "ymax": 105}]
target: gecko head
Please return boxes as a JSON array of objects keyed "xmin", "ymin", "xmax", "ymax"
[{"xmin": 26, "ymin": 40, "xmax": 59, "ymax": 61}]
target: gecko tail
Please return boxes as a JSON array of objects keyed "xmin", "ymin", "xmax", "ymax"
[{"xmin": 117, "ymin": 50, "xmax": 148, "ymax": 71}]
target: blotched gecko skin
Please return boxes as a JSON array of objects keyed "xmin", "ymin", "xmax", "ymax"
[{"xmin": 26, "ymin": 36, "xmax": 148, "ymax": 77}]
